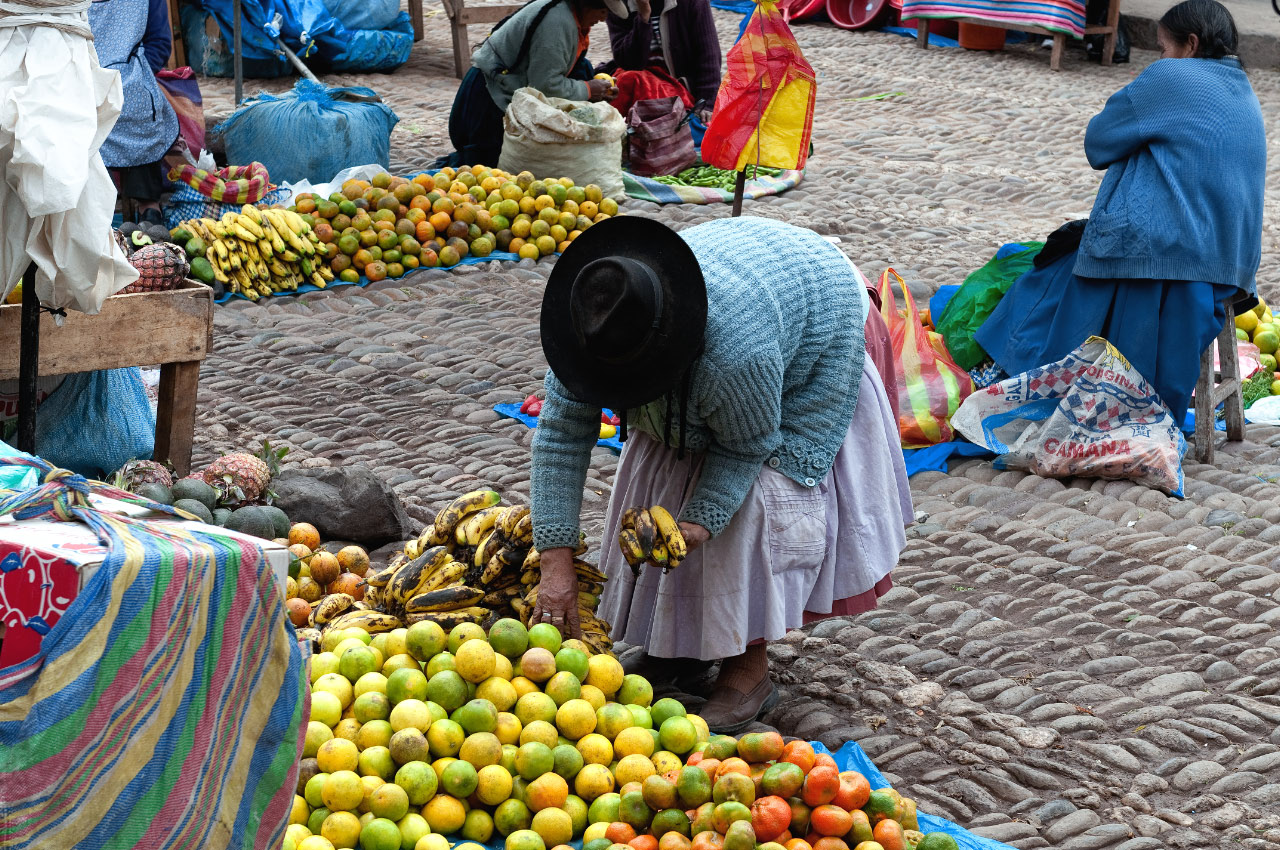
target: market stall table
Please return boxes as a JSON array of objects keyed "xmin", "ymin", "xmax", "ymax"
[
  {"xmin": 0, "ymin": 281, "xmax": 214, "ymax": 477},
  {"xmin": 908, "ymin": 0, "xmax": 1122, "ymax": 70}
]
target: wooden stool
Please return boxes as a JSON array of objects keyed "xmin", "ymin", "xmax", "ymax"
[
  {"xmin": 440, "ymin": 0, "xmax": 524, "ymax": 77},
  {"xmin": 1193, "ymin": 299, "xmax": 1245, "ymax": 464}
]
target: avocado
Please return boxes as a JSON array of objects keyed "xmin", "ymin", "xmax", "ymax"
[
  {"xmin": 130, "ymin": 230, "xmax": 152, "ymax": 248},
  {"xmin": 171, "ymin": 478, "xmax": 218, "ymax": 511},
  {"xmin": 189, "ymin": 256, "xmax": 215, "ymax": 285},
  {"xmin": 212, "ymin": 508, "xmax": 233, "ymax": 526},
  {"xmin": 225, "ymin": 506, "xmax": 277, "ymax": 541},
  {"xmin": 259, "ymin": 505, "xmax": 291, "ymax": 538},
  {"xmin": 173, "ymin": 498, "xmax": 214, "ymax": 524},
  {"xmin": 185, "ymin": 237, "xmax": 208, "ymax": 260},
  {"xmin": 135, "ymin": 482, "xmax": 173, "ymax": 505},
  {"xmin": 170, "ymin": 226, "xmax": 193, "ymax": 243}
]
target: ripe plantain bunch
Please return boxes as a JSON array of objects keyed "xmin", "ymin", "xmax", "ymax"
[
  {"xmin": 180, "ymin": 205, "xmax": 333, "ymax": 301},
  {"xmin": 355, "ymin": 489, "xmax": 615, "ymax": 655},
  {"xmin": 617, "ymin": 505, "xmax": 687, "ymax": 576}
]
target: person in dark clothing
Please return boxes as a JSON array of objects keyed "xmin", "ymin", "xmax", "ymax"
[
  {"xmin": 439, "ymin": 0, "xmax": 625, "ymax": 168},
  {"xmin": 606, "ymin": 0, "xmax": 722, "ymax": 118}
]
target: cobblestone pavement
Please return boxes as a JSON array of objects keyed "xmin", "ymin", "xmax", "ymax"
[{"xmin": 197, "ymin": 13, "xmax": 1280, "ymax": 847}]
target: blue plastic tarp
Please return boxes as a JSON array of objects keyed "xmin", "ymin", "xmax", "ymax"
[
  {"xmin": 493, "ymin": 404, "xmax": 624, "ymax": 453},
  {"xmin": 902, "ymin": 440, "xmax": 994, "ymax": 476}
]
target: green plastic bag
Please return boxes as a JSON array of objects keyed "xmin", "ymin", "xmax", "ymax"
[{"xmin": 938, "ymin": 242, "xmax": 1043, "ymax": 371}]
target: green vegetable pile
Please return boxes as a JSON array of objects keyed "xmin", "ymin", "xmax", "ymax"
[
  {"xmin": 1243, "ymin": 367, "xmax": 1274, "ymax": 408},
  {"xmin": 652, "ymin": 163, "xmax": 785, "ymax": 190}
]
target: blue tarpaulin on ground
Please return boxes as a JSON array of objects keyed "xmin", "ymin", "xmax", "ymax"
[{"xmin": 493, "ymin": 403, "xmax": 625, "ymax": 452}]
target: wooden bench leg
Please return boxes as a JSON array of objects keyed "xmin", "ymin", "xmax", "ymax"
[
  {"xmin": 409, "ymin": 0, "xmax": 423, "ymax": 42},
  {"xmin": 1050, "ymin": 33, "xmax": 1065, "ymax": 70},
  {"xmin": 452, "ymin": 23, "xmax": 470, "ymax": 78},
  {"xmin": 1101, "ymin": 0, "xmax": 1121, "ymax": 66},
  {"xmin": 916, "ymin": 18, "xmax": 930, "ymax": 49},
  {"xmin": 154, "ymin": 360, "xmax": 201, "ymax": 476},
  {"xmin": 1195, "ymin": 340, "xmax": 1214, "ymax": 465},
  {"xmin": 1220, "ymin": 303, "xmax": 1246, "ymax": 443}
]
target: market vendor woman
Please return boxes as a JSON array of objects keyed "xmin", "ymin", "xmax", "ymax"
[
  {"xmin": 529, "ymin": 216, "xmax": 913, "ymax": 732},
  {"xmin": 441, "ymin": 0, "xmax": 625, "ymax": 167},
  {"xmin": 975, "ymin": 0, "xmax": 1265, "ymax": 419}
]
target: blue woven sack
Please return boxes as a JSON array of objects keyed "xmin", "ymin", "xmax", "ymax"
[
  {"xmin": 35, "ymin": 369, "xmax": 156, "ymax": 479},
  {"xmin": 322, "ymin": 0, "xmax": 401, "ymax": 32},
  {"xmin": 216, "ymin": 80, "xmax": 399, "ymax": 186},
  {"xmin": 329, "ymin": 13, "xmax": 414, "ymax": 72}
]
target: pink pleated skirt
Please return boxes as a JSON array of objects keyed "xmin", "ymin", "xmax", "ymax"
[{"xmin": 597, "ymin": 361, "xmax": 913, "ymax": 661}]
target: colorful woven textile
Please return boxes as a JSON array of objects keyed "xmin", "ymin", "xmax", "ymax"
[
  {"xmin": 900, "ymin": 0, "xmax": 1086, "ymax": 37},
  {"xmin": 0, "ymin": 458, "xmax": 306, "ymax": 850},
  {"xmin": 623, "ymin": 168, "xmax": 804, "ymax": 204},
  {"xmin": 167, "ymin": 162, "xmax": 278, "ymax": 204}
]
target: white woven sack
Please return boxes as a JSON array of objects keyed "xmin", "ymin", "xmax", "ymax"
[{"xmin": 498, "ymin": 88, "xmax": 626, "ymax": 201}]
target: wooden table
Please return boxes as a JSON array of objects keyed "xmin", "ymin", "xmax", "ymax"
[
  {"xmin": 433, "ymin": 0, "xmax": 525, "ymax": 78},
  {"xmin": 914, "ymin": 0, "xmax": 1122, "ymax": 71},
  {"xmin": 0, "ymin": 281, "xmax": 214, "ymax": 476}
]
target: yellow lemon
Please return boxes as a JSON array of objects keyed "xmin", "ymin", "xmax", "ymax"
[
  {"xmin": 317, "ymin": 738, "xmax": 359, "ymax": 774},
  {"xmin": 613, "ymin": 727, "xmax": 654, "ymax": 759},
  {"xmin": 583, "ymin": 822, "xmax": 609, "ymax": 843},
  {"xmin": 651, "ymin": 751, "xmax": 682, "ymax": 775},
  {"xmin": 520, "ymin": 720, "xmax": 559, "ymax": 749},
  {"xmin": 572, "ymin": 763, "xmax": 616, "ymax": 801},
  {"xmin": 298, "ymin": 836, "xmax": 337, "ymax": 850},
  {"xmin": 1256, "ymin": 329, "xmax": 1280, "ymax": 354},
  {"xmin": 424, "ymin": 794, "xmax": 469, "ymax": 835},
  {"xmin": 614, "ymin": 753, "xmax": 655, "ymax": 786},
  {"xmin": 332, "ymin": 718, "xmax": 362, "ymax": 745},
  {"xmin": 531, "ymin": 807, "xmax": 573, "ymax": 847},
  {"xmin": 585, "ymin": 655, "xmax": 624, "ymax": 696},
  {"xmin": 555, "ymin": 700, "xmax": 596, "ymax": 741},
  {"xmin": 579, "ymin": 685, "xmax": 606, "ymax": 712},
  {"xmin": 1237, "ymin": 309, "xmax": 1259, "ymax": 333},
  {"xmin": 321, "ymin": 770, "xmax": 364, "ymax": 813},
  {"xmin": 576, "ymin": 733, "xmax": 613, "ymax": 766},
  {"xmin": 493, "ymin": 653, "xmax": 515, "ymax": 680},
  {"xmin": 417, "ymin": 835, "xmax": 451, "ymax": 850},
  {"xmin": 511, "ymin": 677, "xmax": 540, "ymax": 698},
  {"xmin": 291, "ymin": 795, "xmax": 310, "ymax": 826},
  {"xmin": 477, "ymin": 764, "xmax": 516, "ymax": 806},
  {"xmin": 457, "ymin": 639, "xmax": 497, "ymax": 684},
  {"xmin": 477, "ymin": 677, "xmax": 519, "ymax": 712},
  {"xmin": 496, "ymin": 712, "xmax": 524, "ymax": 746}
]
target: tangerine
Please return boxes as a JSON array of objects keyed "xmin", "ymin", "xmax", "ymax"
[
  {"xmin": 801, "ymin": 765, "xmax": 839, "ymax": 807},
  {"xmin": 750, "ymin": 795, "xmax": 793, "ymax": 842},
  {"xmin": 781, "ymin": 741, "xmax": 816, "ymax": 773},
  {"xmin": 832, "ymin": 772, "xmax": 871, "ymax": 811},
  {"xmin": 871, "ymin": 820, "xmax": 905, "ymax": 850}
]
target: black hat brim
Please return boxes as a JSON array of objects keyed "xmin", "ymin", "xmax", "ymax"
[{"xmin": 541, "ymin": 216, "xmax": 707, "ymax": 411}]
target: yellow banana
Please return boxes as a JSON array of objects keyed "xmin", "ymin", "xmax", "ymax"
[
  {"xmin": 633, "ymin": 508, "xmax": 657, "ymax": 555},
  {"xmin": 459, "ymin": 505, "xmax": 503, "ymax": 546},
  {"xmin": 498, "ymin": 505, "xmax": 530, "ymax": 539},
  {"xmin": 240, "ymin": 204, "xmax": 264, "ymax": 226},
  {"xmin": 474, "ymin": 529, "xmax": 503, "ymax": 569},
  {"xmin": 406, "ymin": 586, "xmax": 485, "ymax": 614},
  {"xmin": 418, "ymin": 558, "xmax": 466, "ymax": 594},
  {"xmin": 650, "ymin": 505, "xmax": 687, "ymax": 564},
  {"xmin": 647, "ymin": 539, "xmax": 669, "ymax": 571},
  {"xmin": 618, "ymin": 528, "xmax": 645, "ymax": 576},
  {"xmin": 433, "ymin": 489, "xmax": 502, "ymax": 542},
  {"xmin": 510, "ymin": 513, "xmax": 533, "ymax": 547}
]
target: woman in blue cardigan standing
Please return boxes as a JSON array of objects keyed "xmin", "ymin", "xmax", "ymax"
[
  {"xmin": 528, "ymin": 216, "xmax": 912, "ymax": 732},
  {"xmin": 976, "ymin": 0, "xmax": 1265, "ymax": 420}
]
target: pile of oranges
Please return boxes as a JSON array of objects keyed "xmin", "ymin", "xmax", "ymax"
[{"xmin": 288, "ymin": 166, "xmax": 619, "ymax": 284}]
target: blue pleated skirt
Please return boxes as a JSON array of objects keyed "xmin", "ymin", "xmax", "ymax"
[{"xmin": 974, "ymin": 249, "xmax": 1237, "ymax": 420}]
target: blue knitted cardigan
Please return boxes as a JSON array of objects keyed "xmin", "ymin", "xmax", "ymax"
[
  {"xmin": 1074, "ymin": 57, "xmax": 1265, "ymax": 292},
  {"xmin": 530, "ymin": 216, "xmax": 867, "ymax": 551}
]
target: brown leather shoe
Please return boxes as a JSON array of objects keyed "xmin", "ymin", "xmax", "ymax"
[{"xmin": 699, "ymin": 677, "xmax": 780, "ymax": 735}]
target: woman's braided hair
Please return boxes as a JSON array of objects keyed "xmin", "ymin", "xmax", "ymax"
[{"xmin": 1160, "ymin": 0, "xmax": 1239, "ymax": 59}]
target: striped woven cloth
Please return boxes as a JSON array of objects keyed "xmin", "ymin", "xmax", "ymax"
[
  {"xmin": 0, "ymin": 459, "xmax": 307, "ymax": 850},
  {"xmin": 622, "ymin": 168, "xmax": 805, "ymax": 204},
  {"xmin": 901, "ymin": 0, "xmax": 1086, "ymax": 36},
  {"xmin": 166, "ymin": 162, "xmax": 279, "ymax": 205}
]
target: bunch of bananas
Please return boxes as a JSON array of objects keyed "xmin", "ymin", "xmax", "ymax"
[
  {"xmin": 617, "ymin": 505, "xmax": 686, "ymax": 576},
  {"xmin": 517, "ymin": 546, "xmax": 614, "ymax": 656},
  {"xmin": 179, "ymin": 205, "xmax": 333, "ymax": 301},
  {"xmin": 359, "ymin": 489, "xmax": 615, "ymax": 655}
]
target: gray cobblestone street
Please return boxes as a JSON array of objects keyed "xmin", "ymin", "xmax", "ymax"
[{"xmin": 197, "ymin": 11, "xmax": 1280, "ymax": 846}]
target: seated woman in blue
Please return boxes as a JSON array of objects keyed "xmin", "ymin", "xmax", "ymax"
[{"xmin": 975, "ymin": 0, "xmax": 1265, "ymax": 420}]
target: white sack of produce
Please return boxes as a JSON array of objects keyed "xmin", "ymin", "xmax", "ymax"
[
  {"xmin": 951, "ymin": 336, "xmax": 1187, "ymax": 496},
  {"xmin": 499, "ymin": 88, "xmax": 626, "ymax": 202},
  {"xmin": 0, "ymin": 3, "xmax": 138, "ymax": 314}
]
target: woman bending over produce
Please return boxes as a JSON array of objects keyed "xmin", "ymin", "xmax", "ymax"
[{"xmin": 528, "ymin": 216, "xmax": 912, "ymax": 733}]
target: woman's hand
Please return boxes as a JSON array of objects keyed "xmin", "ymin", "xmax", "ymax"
[
  {"xmin": 587, "ymin": 79, "xmax": 617, "ymax": 102},
  {"xmin": 678, "ymin": 521, "xmax": 710, "ymax": 553},
  {"xmin": 634, "ymin": 0, "xmax": 652, "ymax": 18},
  {"xmin": 531, "ymin": 547, "xmax": 581, "ymax": 638}
]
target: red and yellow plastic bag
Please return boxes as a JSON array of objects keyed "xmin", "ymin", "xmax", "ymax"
[
  {"xmin": 878, "ymin": 269, "xmax": 975, "ymax": 448},
  {"xmin": 701, "ymin": 0, "xmax": 816, "ymax": 172}
]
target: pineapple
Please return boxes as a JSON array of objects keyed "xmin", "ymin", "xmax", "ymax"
[
  {"xmin": 123, "ymin": 243, "xmax": 188, "ymax": 293},
  {"xmin": 112, "ymin": 459, "xmax": 174, "ymax": 490},
  {"xmin": 200, "ymin": 441, "xmax": 287, "ymax": 506}
]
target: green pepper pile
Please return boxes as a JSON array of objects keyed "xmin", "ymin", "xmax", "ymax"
[{"xmin": 652, "ymin": 163, "xmax": 785, "ymax": 190}]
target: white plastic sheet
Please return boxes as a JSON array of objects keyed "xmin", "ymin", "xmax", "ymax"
[
  {"xmin": 278, "ymin": 162, "xmax": 388, "ymax": 205},
  {"xmin": 0, "ymin": 1, "xmax": 138, "ymax": 315}
]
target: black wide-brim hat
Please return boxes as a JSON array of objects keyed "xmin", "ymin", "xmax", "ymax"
[{"xmin": 541, "ymin": 216, "xmax": 707, "ymax": 411}]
